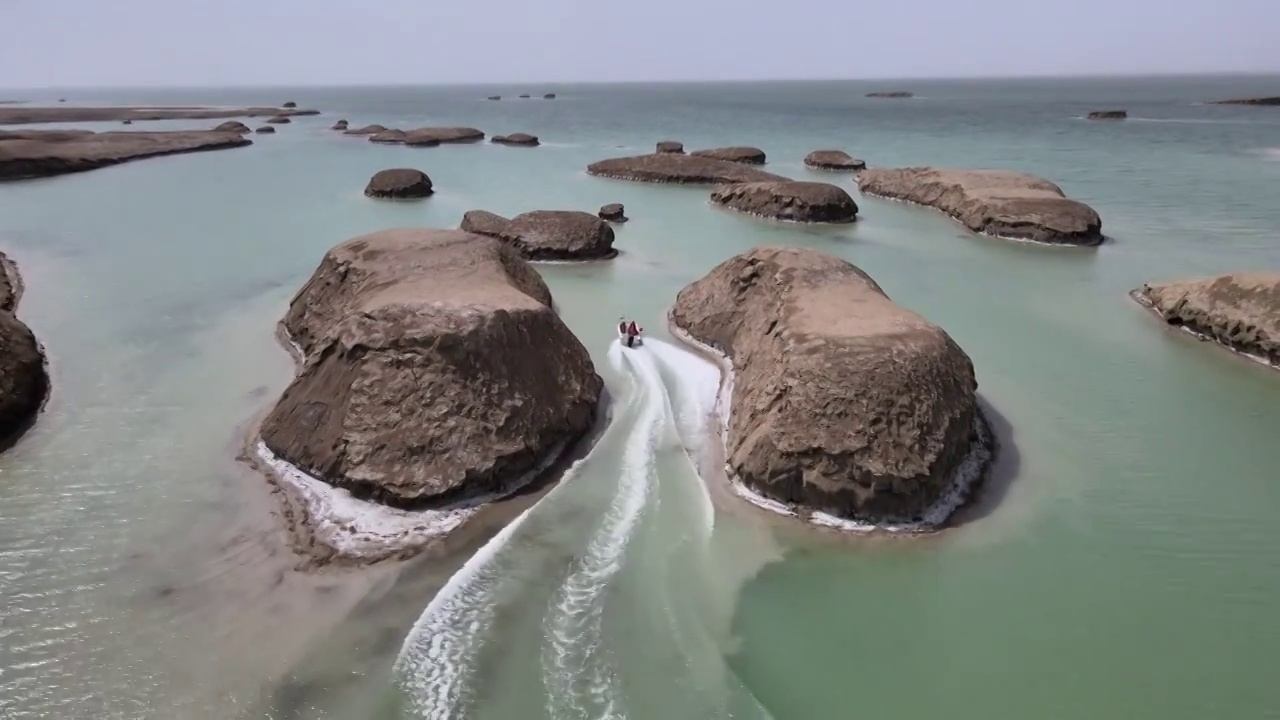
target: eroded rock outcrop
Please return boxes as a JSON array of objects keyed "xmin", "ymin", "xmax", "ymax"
[
  {"xmin": 0, "ymin": 105, "xmax": 318, "ymax": 125},
  {"xmin": 857, "ymin": 167, "xmax": 1103, "ymax": 245},
  {"xmin": 711, "ymin": 181, "xmax": 858, "ymax": 223},
  {"xmin": 866, "ymin": 91, "xmax": 913, "ymax": 98},
  {"xmin": 0, "ymin": 129, "xmax": 252, "ymax": 180},
  {"xmin": 463, "ymin": 210, "xmax": 616, "ymax": 260},
  {"xmin": 804, "ymin": 149, "xmax": 866, "ymax": 171},
  {"xmin": 266, "ymin": 116, "xmax": 292, "ymax": 124},
  {"xmin": 543, "ymin": 93, "xmax": 557, "ymax": 99},
  {"xmin": 332, "ymin": 119, "xmax": 349, "ymax": 130},
  {"xmin": 671, "ymin": 246, "xmax": 990, "ymax": 525},
  {"xmin": 1087, "ymin": 110, "xmax": 1127, "ymax": 120},
  {"xmin": 1133, "ymin": 273, "xmax": 1280, "ymax": 368},
  {"xmin": 364, "ymin": 168, "xmax": 433, "ymax": 199},
  {"xmin": 586, "ymin": 152, "xmax": 789, "ymax": 185},
  {"xmin": 599, "ymin": 203, "xmax": 626, "ymax": 222},
  {"xmin": 213, "ymin": 121, "xmax": 251, "ymax": 134},
  {"xmin": 260, "ymin": 228, "xmax": 602, "ymax": 507},
  {"xmin": 492, "ymin": 133, "xmax": 539, "ymax": 146},
  {"xmin": 343, "ymin": 124, "xmax": 387, "ymax": 136},
  {"xmin": 460, "ymin": 210, "xmax": 511, "ymax": 238},
  {"xmin": 255, "ymin": 126, "xmax": 275, "ymax": 134},
  {"xmin": 691, "ymin": 146, "xmax": 767, "ymax": 165},
  {"xmin": 656, "ymin": 141, "xmax": 684, "ymax": 154},
  {"xmin": 0, "ymin": 252, "xmax": 49, "ymax": 444},
  {"xmin": 369, "ymin": 129, "xmax": 407, "ymax": 144},
  {"xmin": 404, "ymin": 127, "xmax": 484, "ymax": 145}
]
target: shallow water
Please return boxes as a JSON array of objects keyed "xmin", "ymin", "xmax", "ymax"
[{"xmin": 2, "ymin": 76, "xmax": 1280, "ymax": 718}]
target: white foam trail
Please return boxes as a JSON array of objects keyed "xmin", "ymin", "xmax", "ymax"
[
  {"xmin": 541, "ymin": 342, "xmax": 668, "ymax": 720},
  {"xmin": 392, "ymin": 505, "xmax": 536, "ymax": 719},
  {"xmin": 646, "ymin": 339, "xmax": 720, "ymax": 535}
]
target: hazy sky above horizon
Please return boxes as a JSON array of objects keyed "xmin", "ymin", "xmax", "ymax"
[{"xmin": 3, "ymin": 0, "xmax": 1278, "ymax": 88}]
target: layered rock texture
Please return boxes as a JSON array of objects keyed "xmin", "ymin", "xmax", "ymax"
[
  {"xmin": 260, "ymin": 229, "xmax": 601, "ymax": 507},
  {"xmin": 403, "ymin": 127, "xmax": 485, "ymax": 145},
  {"xmin": 857, "ymin": 167, "xmax": 1104, "ymax": 245},
  {"xmin": 671, "ymin": 247, "xmax": 990, "ymax": 525},
  {"xmin": 710, "ymin": 181, "xmax": 858, "ymax": 223},
  {"xmin": 1133, "ymin": 273, "xmax": 1280, "ymax": 368}
]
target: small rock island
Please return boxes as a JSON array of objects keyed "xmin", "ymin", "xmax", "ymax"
[
  {"xmin": 1132, "ymin": 273, "xmax": 1280, "ymax": 369},
  {"xmin": 257, "ymin": 229, "xmax": 602, "ymax": 561},
  {"xmin": 461, "ymin": 210, "xmax": 616, "ymax": 260},
  {"xmin": 364, "ymin": 168, "xmax": 433, "ymax": 199},
  {"xmin": 804, "ymin": 150, "xmax": 866, "ymax": 171},
  {"xmin": 710, "ymin": 181, "xmax": 858, "ymax": 223},
  {"xmin": 1087, "ymin": 110, "xmax": 1128, "ymax": 120},
  {"xmin": 670, "ymin": 247, "xmax": 991, "ymax": 527},
  {"xmin": 856, "ymin": 167, "xmax": 1104, "ymax": 245},
  {"xmin": 492, "ymin": 133, "xmax": 540, "ymax": 146}
]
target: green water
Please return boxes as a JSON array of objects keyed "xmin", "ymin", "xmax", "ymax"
[{"xmin": 1, "ymin": 77, "xmax": 1279, "ymax": 718}]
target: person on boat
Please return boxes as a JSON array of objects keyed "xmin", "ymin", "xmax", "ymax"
[
  {"xmin": 618, "ymin": 317, "xmax": 628, "ymax": 336},
  {"xmin": 625, "ymin": 320, "xmax": 642, "ymax": 347}
]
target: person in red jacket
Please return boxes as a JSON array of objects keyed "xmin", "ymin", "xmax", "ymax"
[{"xmin": 625, "ymin": 320, "xmax": 642, "ymax": 347}]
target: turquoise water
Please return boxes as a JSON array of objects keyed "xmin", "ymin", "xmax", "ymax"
[{"xmin": 2, "ymin": 76, "xmax": 1280, "ymax": 718}]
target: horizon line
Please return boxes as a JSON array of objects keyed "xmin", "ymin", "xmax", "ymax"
[{"xmin": 3, "ymin": 69, "xmax": 1279, "ymax": 92}]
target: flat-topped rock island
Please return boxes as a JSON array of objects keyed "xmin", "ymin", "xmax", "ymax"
[
  {"xmin": 1132, "ymin": 272, "xmax": 1280, "ymax": 369},
  {"xmin": 1, "ymin": 129, "xmax": 252, "ymax": 180},
  {"xmin": 670, "ymin": 247, "xmax": 993, "ymax": 529},
  {"xmin": 857, "ymin": 166, "xmax": 1104, "ymax": 245},
  {"xmin": 255, "ymin": 228, "xmax": 602, "ymax": 563},
  {"xmin": 587, "ymin": 152, "xmax": 788, "ymax": 185}
]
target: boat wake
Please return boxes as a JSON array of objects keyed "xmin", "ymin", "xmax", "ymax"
[{"xmin": 392, "ymin": 338, "xmax": 773, "ymax": 719}]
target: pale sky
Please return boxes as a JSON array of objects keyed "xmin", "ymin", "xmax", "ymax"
[{"xmin": 2, "ymin": 0, "xmax": 1278, "ymax": 88}]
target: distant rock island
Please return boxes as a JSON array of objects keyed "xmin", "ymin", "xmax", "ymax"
[
  {"xmin": 0, "ymin": 105, "xmax": 318, "ymax": 125},
  {"xmin": 1209, "ymin": 96, "xmax": 1280, "ymax": 106},
  {"xmin": 0, "ymin": 128, "xmax": 251, "ymax": 180},
  {"xmin": 690, "ymin": 146, "xmax": 767, "ymax": 165},
  {"xmin": 257, "ymin": 229, "xmax": 601, "ymax": 560},
  {"xmin": 0, "ymin": 252, "xmax": 49, "ymax": 447},
  {"xmin": 804, "ymin": 149, "xmax": 866, "ymax": 171},
  {"xmin": 1132, "ymin": 273, "xmax": 1280, "ymax": 369},
  {"xmin": 710, "ymin": 181, "xmax": 858, "ymax": 223},
  {"xmin": 587, "ymin": 152, "xmax": 788, "ymax": 185},
  {"xmin": 670, "ymin": 247, "xmax": 991, "ymax": 528},
  {"xmin": 866, "ymin": 91, "xmax": 914, "ymax": 98},
  {"xmin": 492, "ymin": 133, "xmax": 540, "ymax": 146},
  {"xmin": 857, "ymin": 167, "xmax": 1104, "ymax": 245},
  {"xmin": 1087, "ymin": 110, "xmax": 1128, "ymax": 120},
  {"xmin": 462, "ymin": 209, "xmax": 616, "ymax": 260}
]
